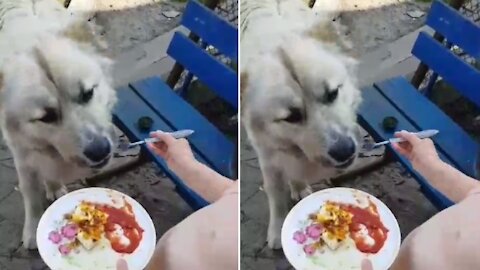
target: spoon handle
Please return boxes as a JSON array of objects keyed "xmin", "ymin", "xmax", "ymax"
[
  {"xmin": 129, "ymin": 129, "xmax": 195, "ymax": 147},
  {"xmin": 373, "ymin": 129, "xmax": 439, "ymax": 147}
]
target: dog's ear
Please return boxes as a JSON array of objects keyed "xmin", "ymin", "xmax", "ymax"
[
  {"xmin": 96, "ymin": 54, "xmax": 114, "ymax": 78},
  {"xmin": 62, "ymin": 20, "xmax": 112, "ymax": 58},
  {"xmin": 278, "ymin": 47, "xmax": 303, "ymax": 89},
  {"xmin": 240, "ymin": 71, "xmax": 249, "ymax": 114},
  {"xmin": 32, "ymin": 47, "xmax": 56, "ymax": 85},
  {"xmin": 340, "ymin": 54, "xmax": 358, "ymax": 76},
  {"xmin": 61, "ymin": 20, "xmax": 96, "ymax": 45}
]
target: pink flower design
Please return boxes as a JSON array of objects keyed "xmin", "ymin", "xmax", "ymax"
[
  {"xmin": 303, "ymin": 243, "xmax": 317, "ymax": 256},
  {"xmin": 58, "ymin": 244, "xmax": 71, "ymax": 256},
  {"xmin": 61, "ymin": 224, "xmax": 78, "ymax": 240},
  {"xmin": 306, "ymin": 224, "xmax": 323, "ymax": 240},
  {"xmin": 48, "ymin": 231, "xmax": 62, "ymax": 244},
  {"xmin": 293, "ymin": 230, "xmax": 307, "ymax": 244}
]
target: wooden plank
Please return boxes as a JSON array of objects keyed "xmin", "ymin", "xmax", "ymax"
[
  {"xmin": 426, "ymin": 0, "xmax": 480, "ymax": 58},
  {"xmin": 412, "ymin": 32, "xmax": 480, "ymax": 108},
  {"xmin": 182, "ymin": 0, "xmax": 238, "ymax": 60},
  {"xmin": 130, "ymin": 77, "xmax": 235, "ymax": 178},
  {"xmin": 375, "ymin": 77, "xmax": 478, "ymax": 178},
  {"xmin": 167, "ymin": 32, "xmax": 238, "ymax": 109},
  {"xmin": 358, "ymin": 85, "xmax": 454, "ymax": 209},
  {"xmin": 113, "ymin": 86, "xmax": 209, "ymax": 210}
]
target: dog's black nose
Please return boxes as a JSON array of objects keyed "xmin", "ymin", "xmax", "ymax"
[
  {"xmin": 83, "ymin": 136, "xmax": 111, "ymax": 163},
  {"xmin": 328, "ymin": 136, "xmax": 356, "ymax": 163}
]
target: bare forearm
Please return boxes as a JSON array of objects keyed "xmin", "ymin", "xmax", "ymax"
[
  {"xmin": 174, "ymin": 161, "xmax": 235, "ymax": 203},
  {"xmin": 419, "ymin": 161, "xmax": 480, "ymax": 202}
]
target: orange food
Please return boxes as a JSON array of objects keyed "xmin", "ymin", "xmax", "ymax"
[
  {"xmin": 310, "ymin": 200, "xmax": 388, "ymax": 254},
  {"xmin": 69, "ymin": 202, "xmax": 108, "ymax": 248},
  {"xmin": 67, "ymin": 200, "xmax": 144, "ymax": 254}
]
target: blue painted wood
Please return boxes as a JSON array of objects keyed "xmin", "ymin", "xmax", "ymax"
[
  {"xmin": 375, "ymin": 77, "xmax": 479, "ymax": 178},
  {"xmin": 113, "ymin": 86, "xmax": 209, "ymax": 210},
  {"xmin": 113, "ymin": 1, "xmax": 238, "ymax": 210},
  {"xmin": 167, "ymin": 32, "xmax": 238, "ymax": 109},
  {"xmin": 426, "ymin": 0, "xmax": 480, "ymax": 58},
  {"xmin": 412, "ymin": 32, "xmax": 480, "ymax": 108},
  {"xmin": 358, "ymin": 85, "xmax": 454, "ymax": 209},
  {"xmin": 130, "ymin": 77, "xmax": 235, "ymax": 178},
  {"xmin": 182, "ymin": 0, "xmax": 237, "ymax": 60}
]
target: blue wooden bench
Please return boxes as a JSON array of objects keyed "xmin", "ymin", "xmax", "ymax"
[
  {"xmin": 113, "ymin": 0, "xmax": 238, "ymax": 210},
  {"xmin": 358, "ymin": 0, "xmax": 480, "ymax": 210}
]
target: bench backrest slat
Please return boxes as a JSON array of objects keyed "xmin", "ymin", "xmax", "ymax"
[
  {"xmin": 168, "ymin": 32, "xmax": 238, "ymax": 109},
  {"xmin": 426, "ymin": 0, "xmax": 480, "ymax": 58},
  {"xmin": 412, "ymin": 0, "xmax": 480, "ymax": 107},
  {"xmin": 412, "ymin": 32, "xmax": 480, "ymax": 108},
  {"xmin": 181, "ymin": 0, "xmax": 237, "ymax": 60},
  {"xmin": 167, "ymin": 0, "xmax": 238, "ymax": 109}
]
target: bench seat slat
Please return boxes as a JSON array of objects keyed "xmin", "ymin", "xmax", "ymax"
[
  {"xmin": 375, "ymin": 77, "xmax": 478, "ymax": 178},
  {"xmin": 130, "ymin": 77, "xmax": 235, "ymax": 178},
  {"xmin": 113, "ymin": 86, "xmax": 210, "ymax": 209},
  {"xmin": 358, "ymin": 84, "xmax": 454, "ymax": 209}
]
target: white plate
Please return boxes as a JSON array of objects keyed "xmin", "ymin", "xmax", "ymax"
[
  {"xmin": 281, "ymin": 187, "xmax": 401, "ymax": 270},
  {"xmin": 37, "ymin": 187, "xmax": 156, "ymax": 270}
]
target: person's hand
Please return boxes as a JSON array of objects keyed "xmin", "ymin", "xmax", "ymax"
[
  {"xmin": 361, "ymin": 259, "xmax": 373, "ymax": 270},
  {"xmin": 147, "ymin": 131, "xmax": 197, "ymax": 174},
  {"xmin": 391, "ymin": 130, "xmax": 441, "ymax": 172},
  {"xmin": 116, "ymin": 259, "xmax": 128, "ymax": 270}
]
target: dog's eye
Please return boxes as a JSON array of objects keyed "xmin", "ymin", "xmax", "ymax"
[
  {"xmin": 283, "ymin": 107, "xmax": 303, "ymax": 123},
  {"xmin": 38, "ymin": 108, "xmax": 58, "ymax": 123},
  {"xmin": 79, "ymin": 85, "xmax": 96, "ymax": 104},
  {"xmin": 323, "ymin": 84, "xmax": 341, "ymax": 104}
]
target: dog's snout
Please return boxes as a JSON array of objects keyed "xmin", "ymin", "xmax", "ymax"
[
  {"xmin": 83, "ymin": 135, "xmax": 111, "ymax": 163},
  {"xmin": 328, "ymin": 136, "xmax": 356, "ymax": 163}
]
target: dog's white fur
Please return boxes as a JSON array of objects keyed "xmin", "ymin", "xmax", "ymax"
[
  {"xmin": 241, "ymin": 0, "xmax": 362, "ymax": 249},
  {"xmin": 0, "ymin": 0, "xmax": 117, "ymax": 249}
]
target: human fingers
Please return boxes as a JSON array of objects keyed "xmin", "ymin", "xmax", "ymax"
[
  {"xmin": 392, "ymin": 142, "xmax": 410, "ymax": 157},
  {"xmin": 147, "ymin": 142, "xmax": 167, "ymax": 158},
  {"xmin": 361, "ymin": 259, "xmax": 373, "ymax": 270},
  {"xmin": 422, "ymin": 138, "xmax": 435, "ymax": 148},
  {"xmin": 395, "ymin": 131, "xmax": 422, "ymax": 146},
  {"xmin": 176, "ymin": 138, "xmax": 192, "ymax": 150},
  {"xmin": 150, "ymin": 131, "xmax": 177, "ymax": 146},
  {"xmin": 116, "ymin": 259, "xmax": 128, "ymax": 270}
]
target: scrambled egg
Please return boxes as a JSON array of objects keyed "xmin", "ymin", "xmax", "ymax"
[
  {"xmin": 316, "ymin": 202, "xmax": 353, "ymax": 250},
  {"xmin": 69, "ymin": 202, "xmax": 108, "ymax": 250}
]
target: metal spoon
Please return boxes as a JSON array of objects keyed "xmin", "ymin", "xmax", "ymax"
[
  {"xmin": 118, "ymin": 129, "xmax": 194, "ymax": 152},
  {"xmin": 364, "ymin": 129, "xmax": 439, "ymax": 151}
]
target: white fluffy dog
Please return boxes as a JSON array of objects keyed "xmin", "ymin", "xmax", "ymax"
[
  {"xmin": 241, "ymin": 0, "xmax": 362, "ymax": 249},
  {"xmin": 0, "ymin": 0, "xmax": 117, "ymax": 249}
]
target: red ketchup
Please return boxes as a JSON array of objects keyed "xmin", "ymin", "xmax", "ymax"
[
  {"xmin": 97, "ymin": 202, "xmax": 144, "ymax": 254},
  {"xmin": 341, "ymin": 202, "xmax": 389, "ymax": 254}
]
